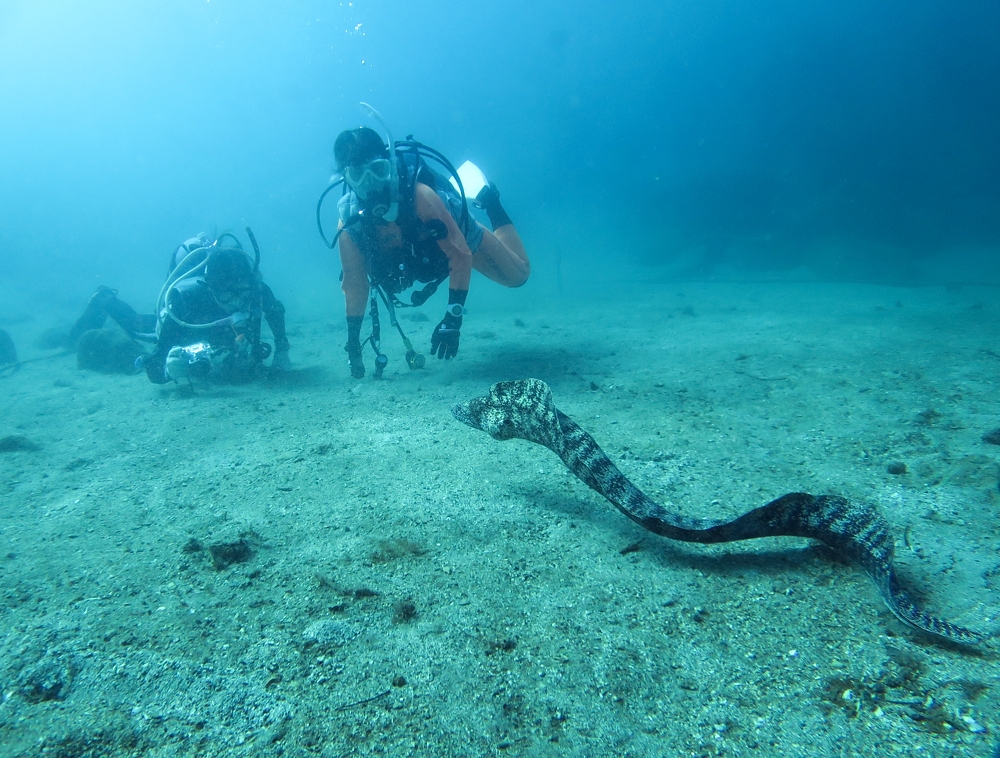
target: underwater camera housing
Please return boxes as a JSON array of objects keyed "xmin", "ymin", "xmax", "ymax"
[{"xmin": 181, "ymin": 342, "xmax": 214, "ymax": 379}]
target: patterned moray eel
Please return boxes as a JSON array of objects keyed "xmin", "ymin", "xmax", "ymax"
[{"xmin": 451, "ymin": 379, "xmax": 986, "ymax": 645}]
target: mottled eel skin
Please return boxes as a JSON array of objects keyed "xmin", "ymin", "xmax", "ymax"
[{"xmin": 452, "ymin": 379, "xmax": 985, "ymax": 645}]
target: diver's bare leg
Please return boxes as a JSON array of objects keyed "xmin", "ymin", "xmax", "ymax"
[{"xmin": 472, "ymin": 226, "xmax": 531, "ymax": 287}]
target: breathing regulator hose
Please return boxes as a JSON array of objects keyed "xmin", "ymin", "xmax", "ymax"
[{"xmin": 156, "ymin": 228, "xmax": 261, "ymax": 334}]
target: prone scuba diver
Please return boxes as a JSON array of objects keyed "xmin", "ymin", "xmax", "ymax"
[
  {"xmin": 317, "ymin": 107, "xmax": 530, "ymax": 379},
  {"xmin": 69, "ymin": 230, "xmax": 291, "ymax": 384}
]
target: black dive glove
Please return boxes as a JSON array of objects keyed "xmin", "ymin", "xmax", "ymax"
[
  {"xmin": 345, "ymin": 315, "xmax": 365, "ymax": 379},
  {"xmin": 430, "ymin": 289, "xmax": 467, "ymax": 360}
]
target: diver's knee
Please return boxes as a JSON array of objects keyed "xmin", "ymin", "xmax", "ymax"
[{"xmin": 508, "ymin": 264, "xmax": 530, "ymax": 288}]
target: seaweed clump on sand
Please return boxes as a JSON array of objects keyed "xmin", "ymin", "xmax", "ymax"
[
  {"xmin": 982, "ymin": 429, "xmax": 1000, "ymax": 446},
  {"xmin": 75, "ymin": 328, "xmax": 143, "ymax": 374},
  {"xmin": 208, "ymin": 539, "xmax": 254, "ymax": 570}
]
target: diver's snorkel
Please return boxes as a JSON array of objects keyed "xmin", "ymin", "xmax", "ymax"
[{"xmin": 359, "ymin": 102, "xmax": 399, "ymax": 223}]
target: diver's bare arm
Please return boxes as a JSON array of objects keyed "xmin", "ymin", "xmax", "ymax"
[
  {"xmin": 415, "ymin": 184, "xmax": 472, "ymax": 292},
  {"xmin": 339, "ymin": 232, "xmax": 370, "ymax": 318}
]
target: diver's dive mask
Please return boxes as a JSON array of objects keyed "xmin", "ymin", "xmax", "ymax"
[
  {"xmin": 203, "ymin": 244, "xmax": 261, "ymax": 314},
  {"xmin": 344, "ymin": 158, "xmax": 392, "ymax": 190},
  {"xmin": 344, "ymin": 158, "xmax": 396, "ymax": 220},
  {"xmin": 214, "ymin": 284, "xmax": 257, "ymax": 313}
]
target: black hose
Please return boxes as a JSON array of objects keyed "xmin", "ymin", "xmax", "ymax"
[
  {"xmin": 0, "ymin": 350, "xmax": 73, "ymax": 378},
  {"xmin": 396, "ymin": 140, "xmax": 469, "ymax": 229},
  {"xmin": 365, "ymin": 290, "xmax": 389, "ymax": 379},
  {"xmin": 217, "ymin": 232, "xmax": 243, "ymax": 249},
  {"xmin": 318, "ymin": 141, "xmax": 468, "ymax": 249},
  {"xmin": 316, "ymin": 180, "xmax": 346, "ymax": 249},
  {"xmin": 244, "ymin": 226, "xmax": 261, "ymax": 273}
]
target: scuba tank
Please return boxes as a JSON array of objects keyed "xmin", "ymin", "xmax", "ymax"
[{"xmin": 156, "ymin": 227, "xmax": 261, "ymax": 336}]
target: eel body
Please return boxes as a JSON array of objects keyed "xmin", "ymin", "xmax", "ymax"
[{"xmin": 451, "ymin": 379, "xmax": 984, "ymax": 645}]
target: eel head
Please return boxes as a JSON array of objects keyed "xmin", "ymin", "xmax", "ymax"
[{"xmin": 451, "ymin": 378, "xmax": 560, "ymax": 449}]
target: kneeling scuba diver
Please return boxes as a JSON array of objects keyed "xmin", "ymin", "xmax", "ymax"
[
  {"xmin": 317, "ymin": 104, "xmax": 523, "ymax": 379},
  {"xmin": 147, "ymin": 229, "xmax": 280, "ymax": 385}
]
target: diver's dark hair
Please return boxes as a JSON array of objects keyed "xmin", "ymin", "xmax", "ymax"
[
  {"xmin": 334, "ymin": 127, "xmax": 388, "ymax": 171},
  {"xmin": 205, "ymin": 248, "xmax": 256, "ymax": 293}
]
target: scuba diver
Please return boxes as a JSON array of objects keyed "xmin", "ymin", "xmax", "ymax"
[
  {"xmin": 69, "ymin": 229, "xmax": 291, "ymax": 384},
  {"xmin": 316, "ymin": 105, "xmax": 530, "ymax": 379}
]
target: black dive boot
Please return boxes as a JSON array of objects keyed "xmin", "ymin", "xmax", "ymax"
[
  {"xmin": 69, "ymin": 286, "xmax": 116, "ymax": 343},
  {"xmin": 477, "ymin": 183, "xmax": 513, "ymax": 230},
  {"xmin": 100, "ymin": 294, "xmax": 144, "ymax": 338}
]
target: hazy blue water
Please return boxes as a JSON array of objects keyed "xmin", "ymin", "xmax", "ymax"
[{"xmin": 1, "ymin": 0, "xmax": 998, "ymax": 320}]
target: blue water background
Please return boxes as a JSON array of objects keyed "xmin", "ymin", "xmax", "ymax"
[{"xmin": 1, "ymin": 0, "xmax": 998, "ymax": 319}]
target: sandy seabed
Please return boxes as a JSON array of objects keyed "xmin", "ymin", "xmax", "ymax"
[{"xmin": 1, "ymin": 279, "xmax": 999, "ymax": 758}]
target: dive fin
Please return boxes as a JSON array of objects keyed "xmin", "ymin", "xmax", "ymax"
[{"xmin": 450, "ymin": 160, "xmax": 489, "ymax": 203}]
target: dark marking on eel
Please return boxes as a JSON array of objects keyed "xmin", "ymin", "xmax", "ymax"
[{"xmin": 451, "ymin": 379, "xmax": 987, "ymax": 645}]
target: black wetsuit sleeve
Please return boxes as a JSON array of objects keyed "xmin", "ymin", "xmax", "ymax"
[
  {"xmin": 145, "ymin": 318, "xmax": 181, "ymax": 384},
  {"xmin": 261, "ymin": 283, "xmax": 289, "ymax": 352},
  {"xmin": 145, "ymin": 285, "xmax": 198, "ymax": 384}
]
